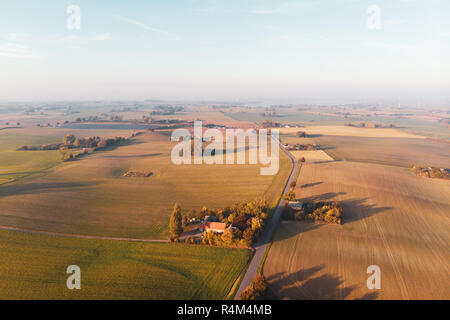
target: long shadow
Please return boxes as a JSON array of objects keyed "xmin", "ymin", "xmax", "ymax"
[
  {"xmin": 102, "ymin": 153, "xmax": 162, "ymax": 159},
  {"xmin": 0, "ymin": 181, "xmax": 100, "ymax": 198},
  {"xmin": 300, "ymin": 192, "xmax": 347, "ymax": 202},
  {"xmin": 340, "ymin": 197, "xmax": 392, "ymax": 224},
  {"xmin": 97, "ymin": 139, "xmax": 146, "ymax": 152},
  {"xmin": 313, "ymin": 160, "xmax": 338, "ymax": 164},
  {"xmin": 299, "ymin": 192, "xmax": 391, "ymax": 224},
  {"xmin": 270, "ymin": 220, "xmax": 322, "ymax": 242},
  {"xmin": 300, "ymin": 182, "xmax": 323, "ymax": 188},
  {"xmin": 266, "ymin": 266, "xmax": 357, "ymax": 300},
  {"xmin": 266, "ymin": 264, "xmax": 380, "ymax": 300}
]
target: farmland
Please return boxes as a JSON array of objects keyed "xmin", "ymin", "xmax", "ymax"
[
  {"xmin": 263, "ymin": 158, "xmax": 450, "ymax": 299},
  {"xmin": 0, "ymin": 130, "xmax": 291, "ymax": 239},
  {"xmin": 278, "ymin": 126, "xmax": 450, "ymax": 168},
  {"xmin": 0, "ymin": 229, "xmax": 251, "ymax": 299}
]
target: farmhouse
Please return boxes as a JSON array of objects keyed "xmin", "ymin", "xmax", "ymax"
[{"xmin": 202, "ymin": 222, "xmax": 227, "ymax": 233}]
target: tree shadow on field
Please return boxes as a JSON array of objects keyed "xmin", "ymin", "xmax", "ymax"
[
  {"xmin": 266, "ymin": 266, "xmax": 358, "ymax": 300},
  {"xmin": 298, "ymin": 192, "xmax": 391, "ymax": 224},
  {"xmin": 313, "ymin": 160, "xmax": 338, "ymax": 164},
  {"xmin": 356, "ymin": 292, "xmax": 379, "ymax": 300},
  {"xmin": 101, "ymin": 152, "xmax": 162, "ymax": 159},
  {"xmin": 97, "ymin": 139, "xmax": 146, "ymax": 152},
  {"xmin": 0, "ymin": 181, "xmax": 100, "ymax": 198},
  {"xmin": 340, "ymin": 198, "xmax": 391, "ymax": 224},
  {"xmin": 300, "ymin": 182, "xmax": 323, "ymax": 188},
  {"xmin": 300, "ymin": 192, "xmax": 347, "ymax": 202},
  {"xmin": 307, "ymin": 134, "xmax": 323, "ymax": 138},
  {"xmin": 271, "ymin": 220, "xmax": 322, "ymax": 242},
  {"xmin": 265, "ymin": 263, "xmax": 381, "ymax": 300}
]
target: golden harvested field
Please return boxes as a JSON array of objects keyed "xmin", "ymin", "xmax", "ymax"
[
  {"xmin": 151, "ymin": 108, "xmax": 256, "ymax": 128},
  {"xmin": 278, "ymin": 126, "xmax": 426, "ymax": 139},
  {"xmin": 264, "ymin": 160, "xmax": 450, "ymax": 300},
  {"xmin": 0, "ymin": 130, "xmax": 290, "ymax": 239},
  {"xmin": 290, "ymin": 150, "xmax": 334, "ymax": 163},
  {"xmin": 315, "ymin": 136, "xmax": 450, "ymax": 168},
  {"xmin": 279, "ymin": 127, "xmax": 450, "ymax": 168}
]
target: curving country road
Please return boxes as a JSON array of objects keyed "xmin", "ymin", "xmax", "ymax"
[{"xmin": 234, "ymin": 136, "xmax": 298, "ymax": 299}]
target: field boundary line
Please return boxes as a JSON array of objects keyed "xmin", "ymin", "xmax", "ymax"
[{"xmin": 0, "ymin": 224, "xmax": 168, "ymax": 243}]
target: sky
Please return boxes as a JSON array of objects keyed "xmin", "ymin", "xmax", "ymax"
[{"xmin": 0, "ymin": 0, "xmax": 449, "ymax": 105}]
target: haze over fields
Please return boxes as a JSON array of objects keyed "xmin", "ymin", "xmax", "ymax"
[{"xmin": 0, "ymin": 0, "xmax": 449, "ymax": 302}]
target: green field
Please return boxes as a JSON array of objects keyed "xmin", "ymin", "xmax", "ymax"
[
  {"xmin": 0, "ymin": 229, "xmax": 252, "ymax": 299},
  {"xmin": 0, "ymin": 133, "xmax": 61, "ymax": 184}
]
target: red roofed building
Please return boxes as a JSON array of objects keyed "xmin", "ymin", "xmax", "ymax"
[{"xmin": 202, "ymin": 221, "xmax": 226, "ymax": 233}]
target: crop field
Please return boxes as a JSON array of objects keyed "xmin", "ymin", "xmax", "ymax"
[
  {"xmin": 263, "ymin": 160, "xmax": 450, "ymax": 300},
  {"xmin": 313, "ymin": 136, "xmax": 450, "ymax": 168},
  {"xmin": 278, "ymin": 126, "xmax": 450, "ymax": 168},
  {"xmin": 278, "ymin": 126, "xmax": 425, "ymax": 139},
  {"xmin": 0, "ymin": 229, "xmax": 251, "ymax": 299},
  {"xmin": 0, "ymin": 130, "xmax": 291, "ymax": 239},
  {"xmin": 0, "ymin": 128, "xmax": 139, "ymax": 184}
]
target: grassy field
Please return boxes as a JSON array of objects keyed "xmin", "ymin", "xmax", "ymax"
[
  {"xmin": 0, "ymin": 229, "xmax": 251, "ymax": 299},
  {"xmin": 263, "ymin": 160, "xmax": 450, "ymax": 300},
  {"xmin": 0, "ymin": 130, "xmax": 291, "ymax": 239},
  {"xmin": 0, "ymin": 133, "xmax": 61, "ymax": 184}
]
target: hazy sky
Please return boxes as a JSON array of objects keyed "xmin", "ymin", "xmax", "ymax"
[{"xmin": 1, "ymin": 0, "xmax": 449, "ymax": 104}]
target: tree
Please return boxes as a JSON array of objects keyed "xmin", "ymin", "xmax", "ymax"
[
  {"xmin": 239, "ymin": 274, "xmax": 267, "ymax": 300},
  {"xmin": 251, "ymin": 217, "xmax": 264, "ymax": 231},
  {"xmin": 221, "ymin": 228, "xmax": 234, "ymax": 245},
  {"xmin": 169, "ymin": 203, "xmax": 183, "ymax": 238},
  {"xmin": 242, "ymin": 228, "xmax": 254, "ymax": 246},
  {"xmin": 97, "ymin": 140, "xmax": 107, "ymax": 149},
  {"xmin": 289, "ymin": 181, "xmax": 297, "ymax": 189},
  {"xmin": 299, "ymin": 157, "xmax": 306, "ymax": 163},
  {"xmin": 59, "ymin": 146, "xmax": 68, "ymax": 160},
  {"xmin": 62, "ymin": 134, "xmax": 76, "ymax": 146},
  {"xmin": 232, "ymin": 214, "xmax": 249, "ymax": 231},
  {"xmin": 182, "ymin": 215, "xmax": 189, "ymax": 228},
  {"xmin": 283, "ymin": 190, "xmax": 296, "ymax": 201},
  {"xmin": 253, "ymin": 275, "xmax": 267, "ymax": 293}
]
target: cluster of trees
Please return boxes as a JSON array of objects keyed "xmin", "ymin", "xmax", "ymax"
[
  {"xmin": 150, "ymin": 106, "xmax": 184, "ymax": 115},
  {"xmin": 296, "ymin": 131, "xmax": 308, "ymax": 137},
  {"xmin": 412, "ymin": 165, "xmax": 450, "ymax": 180},
  {"xmin": 168, "ymin": 198, "xmax": 270, "ymax": 247},
  {"xmin": 345, "ymin": 122, "xmax": 396, "ymax": 128},
  {"xmin": 63, "ymin": 134, "xmax": 126, "ymax": 150},
  {"xmin": 111, "ymin": 106, "xmax": 138, "ymax": 113},
  {"xmin": 18, "ymin": 134, "xmax": 126, "ymax": 160},
  {"xmin": 239, "ymin": 275, "xmax": 268, "ymax": 300},
  {"xmin": 74, "ymin": 115, "xmax": 101, "ymax": 122},
  {"xmin": 285, "ymin": 144, "xmax": 319, "ymax": 151},
  {"xmin": 260, "ymin": 111, "xmax": 277, "ymax": 117},
  {"xmin": 283, "ymin": 201, "xmax": 343, "ymax": 225},
  {"xmin": 260, "ymin": 120, "xmax": 282, "ymax": 128},
  {"xmin": 17, "ymin": 143, "xmax": 61, "ymax": 151}
]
